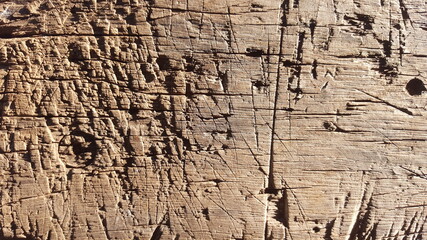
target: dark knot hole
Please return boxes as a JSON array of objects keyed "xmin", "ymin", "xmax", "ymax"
[{"xmin": 406, "ymin": 78, "xmax": 426, "ymax": 96}]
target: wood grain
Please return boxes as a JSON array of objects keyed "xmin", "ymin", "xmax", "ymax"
[{"xmin": 0, "ymin": 0, "xmax": 426, "ymax": 239}]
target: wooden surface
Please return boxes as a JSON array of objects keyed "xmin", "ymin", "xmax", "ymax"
[{"xmin": 0, "ymin": 0, "xmax": 426, "ymax": 239}]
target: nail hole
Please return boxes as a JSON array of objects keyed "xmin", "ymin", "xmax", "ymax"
[{"xmin": 406, "ymin": 78, "xmax": 426, "ymax": 96}]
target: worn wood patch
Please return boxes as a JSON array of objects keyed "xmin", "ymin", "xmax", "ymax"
[{"xmin": 0, "ymin": 0, "xmax": 426, "ymax": 239}]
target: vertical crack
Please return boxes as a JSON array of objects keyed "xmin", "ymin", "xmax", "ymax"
[
  {"xmin": 398, "ymin": 0, "xmax": 413, "ymax": 28},
  {"xmin": 268, "ymin": 26, "xmax": 285, "ymax": 191},
  {"xmin": 280, "ymin": 0, "xmax": 290, "ymax": 26}
]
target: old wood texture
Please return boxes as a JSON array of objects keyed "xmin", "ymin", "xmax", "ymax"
[{"xmin": 0, "ymin": 0, "xmax": 426, "ymax": 239}]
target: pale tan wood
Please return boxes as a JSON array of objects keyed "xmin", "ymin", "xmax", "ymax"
[{"xmin": 0, "ymin": 0, "xmax": 426, "ymax": 239}]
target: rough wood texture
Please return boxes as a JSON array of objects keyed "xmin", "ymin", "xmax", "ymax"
[{"xmin": 0, "ymin": 0, "xmax": 426, "ymax": 239}]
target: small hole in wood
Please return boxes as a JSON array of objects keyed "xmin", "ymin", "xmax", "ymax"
[{"xmin": 406, "ymin": 78, "xmax": 426, "ymax": 96}]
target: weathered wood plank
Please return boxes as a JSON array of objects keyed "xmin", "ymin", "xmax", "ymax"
[{"xmin": 0, "ymin": 0, "xmax": 426, "ymax": 239}]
